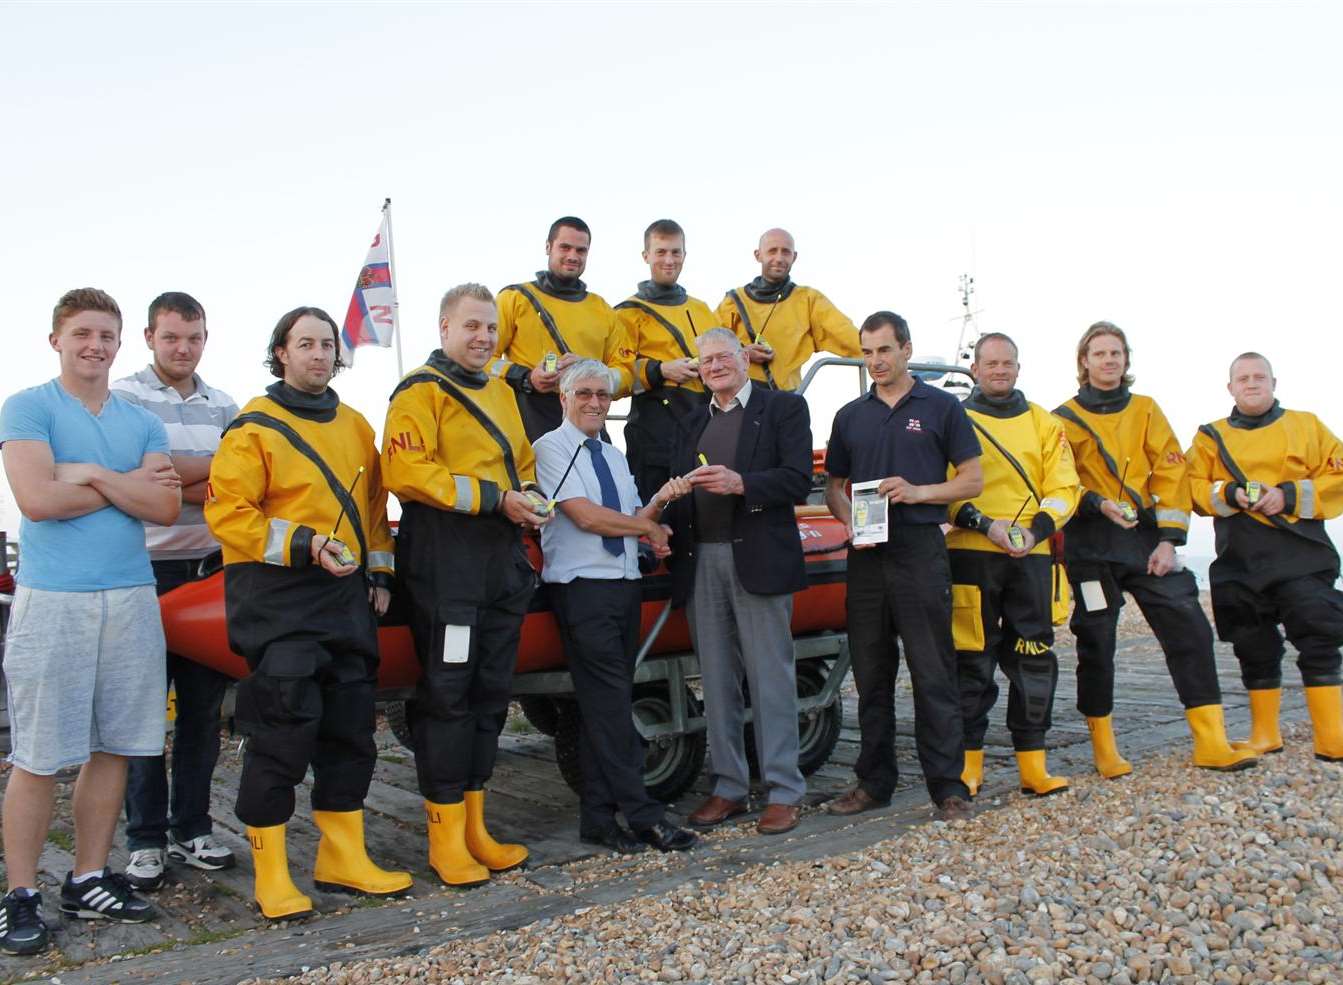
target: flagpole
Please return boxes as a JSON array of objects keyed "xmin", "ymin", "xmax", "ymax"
[{"xmin": 382, "ymin": 197, "xmax": 405, "ymax": 379}]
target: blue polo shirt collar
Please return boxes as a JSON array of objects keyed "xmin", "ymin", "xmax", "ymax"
[{"xmin": 864, "ymin": 378, "xmax": 932, "ymax": 411}]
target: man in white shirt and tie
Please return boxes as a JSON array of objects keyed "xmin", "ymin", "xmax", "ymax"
[{"xmin": 534, "ymin": 359, "xmax": 697, "ymax": 854}]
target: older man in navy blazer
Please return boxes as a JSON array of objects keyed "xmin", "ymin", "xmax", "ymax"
[{"xmin": 664, "ymin": 327, "xmax": 812, "ymax": 835}]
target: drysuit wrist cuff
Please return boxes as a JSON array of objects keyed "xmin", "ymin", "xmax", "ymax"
[{"xmin": 291, "ymin": 525, "xmax": 316, "ymax": 567}]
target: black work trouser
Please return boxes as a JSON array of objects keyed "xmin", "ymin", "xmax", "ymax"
[
  {"xmin": 846, "ymin": 526, "xmax": 969, "ymax": 804},
  {"xmin": 551, "ymin": 578, "xmax": 664, "ymax": 833},
  {"xmin": 398, "ymin": 504, "xmax": 536, "ymax": 804},
  {"xmin": 1067, "ymin": 559, "xmax": 1221, "ymax": 718},
  {"xmin": 225, "ymin": 564, "xmax": 379, "ymax": 828},
  {"xmin": 126, "ymin": 556, "xmax": 231, "ymax": 848},
  {"xmin": 950, "ymin": 550, "xmax": 1058, "ymax": 751},
  {"xmin": 1212, "ymin": 572, "xmax": 1343, "ymax": 690}
]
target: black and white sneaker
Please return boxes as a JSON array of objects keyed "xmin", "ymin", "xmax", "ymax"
[
  {"xmin": 125, "ymin": 847, "xmax": 166, "ymax": 891},
  {"xmin": 168, "ymin": 833, "xmax": 235, "ymax": 871},
  {"xmin": 0, "ymin": 890, "xmax": 49, "ymax": 956},
  {"xmin": 59, "ymin": 870, "xmax": 157, "ymax": 923}
]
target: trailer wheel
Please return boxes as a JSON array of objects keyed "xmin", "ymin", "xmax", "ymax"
[
  {"xmin": 384, "ymin": 700, "xmax": 414, "ymax": 753},
  {"xmin": 745, "ymin": 659, "xmax": 843, "ymax": 778},
  {"xmin": 554, "ymin": 684, "xmax": 706, "ymax": 804},
  {"xmin": 517, "ymin": 696, "xmax": 561, "ymax": 737}
]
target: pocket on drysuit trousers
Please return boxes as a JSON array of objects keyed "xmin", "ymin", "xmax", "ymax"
[
  {"xmin": 1051, "ymin": 561, "xmax": 1073, "ymax": 627},
  {"xmin": 235, "ymin": 641, "xmax": 323, "ymax": 733},
  {"xmin": 950, "ymin": 584, "xmax": 985, "ymax": 652},
  {"xmin": 434, "ymin": 604, "xmax": 478, "ymax": 667}
]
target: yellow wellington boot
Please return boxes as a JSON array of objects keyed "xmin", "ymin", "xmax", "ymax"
[
  {"xmin": 425, "ymin": 801, "xmax": 489, "ymax": 887},
  {"xmin": 1186, "ymin": 704, "xmax": 1259, "ymax": 771},
  {"xmin": 246, "ymin": 824, "xmax": 313, "ymax": 920},
  {"xmin": 961, "ymin": 749, "xmax": 985, "ymax": 798},
  {"xmin": 1015, "ymin": 750, "xmax": 1070, "ymax": 796},
  {"xmin": 1086, "ymin": 715, "xmax": 1133, "ymax": 779},
  {"xmin": 1242, "ymin": 688, "xmax": 1284, "ymax": 754},
  {"xmin": 464, "ymin": 790, "xmax": 528, "ymax": 872},
  {"xmin": 1304, "ymin": 685, "xmax": 1343, "ymax": 762},
  {"xmin": 312, "ymin": 810, "xmax": 413, "ymax": 896}
]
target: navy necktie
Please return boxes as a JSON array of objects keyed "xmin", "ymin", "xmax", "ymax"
[{"xmin": 584, "ymin": 438, "xmax": 624, "ymax": 557}]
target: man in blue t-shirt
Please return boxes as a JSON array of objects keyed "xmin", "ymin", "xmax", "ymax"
[
  {"xmin": 823, "ymin": 311, "xmax": 984, "ymax": 822},
  {"xmin": 0, "ymin": 288, "xmax": 180, "ymax": 956}
]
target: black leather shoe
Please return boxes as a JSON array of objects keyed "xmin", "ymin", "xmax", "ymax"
[
  {"xmin": 580, "ymin": 826, "xmax": 647, "ymax": 855},
  {"xmin": 635, "ymin": 822, "xmax": 699, "ymax": 853}
]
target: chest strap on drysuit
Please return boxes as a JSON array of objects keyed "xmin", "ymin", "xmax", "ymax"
[
  {"xmin": 618, "ymin": 300, "xmax": 696, "ymax": 359},
  {"xmin": 510, "ymin": 284, "xmax": 571, "ymax": 356},
  {"xmin": 727, "ymin": 289, "xmax": 779, "ymax": 390},
  {"xmin": 1198, "ymin": 422, "xmax": 1320, "ymax": 545},
  {"xmin": 390, "ymin": 371, "xmax": 524, "ymax": 492},
  {"xmin": 1053, "ymin": 405, "xmax": 1147, "ymax": 516},
  {"xmin": 226, "ymin": 411, "xmax": 369, "ymax": 566},
  {"xmin": 968, "ymin": 417, "xmax": 1066, "ymax": 603},
  {"xmin": 970, "ymin": 418, "xmax": 1041, "ymax": 503}
]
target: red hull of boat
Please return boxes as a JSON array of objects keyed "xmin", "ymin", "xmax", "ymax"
[{"xmin": 162, "ymin": 513, "xmax": 850, "ymax": 687}]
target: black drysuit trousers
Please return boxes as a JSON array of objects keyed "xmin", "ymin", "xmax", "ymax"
[
  {"xmin": 1066, "ymin": 558, "xmax": 1222, "ymax": 718},
  {"xmin": 397, "ymin": 503, "xmax": 536, "ymax": 804},
  {"xmin": 225, "ymin": 563, "xmax": 379, "ymax": 828},
  {"xmin": 949, "ymin": 551, "xmax": 1058, "ymax": 751},
  {"xmin": 1212, "ymin": 571, "xmax": 1343, "ymax": 689}
]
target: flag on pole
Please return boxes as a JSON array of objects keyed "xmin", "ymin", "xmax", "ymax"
[{"xmin": 340, "ymin": 203, "xmax": 398, "ymax": 368}]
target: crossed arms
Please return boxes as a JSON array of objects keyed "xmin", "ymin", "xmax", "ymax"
[{"xmin": 2, "ymin": 439, "xmax": 181, "ymax": 526}]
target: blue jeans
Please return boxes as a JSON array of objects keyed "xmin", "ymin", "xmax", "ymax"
[{"xmin": 124, "ymin": 558, "xmax": 231, "ymax": 850}]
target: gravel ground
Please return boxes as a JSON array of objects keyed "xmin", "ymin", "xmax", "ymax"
[{"xmin": 245, "ymin": 721, "xmax": 1342, "ymax": 985}]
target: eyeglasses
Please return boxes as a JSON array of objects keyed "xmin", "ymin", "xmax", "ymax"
[
  {"xmin": 698, "ymin": 353, "xmax": 739, "ymax": 367},
  {"xmin": 571, "ymin": 388, "xmax": 613, "ymax": 402}
]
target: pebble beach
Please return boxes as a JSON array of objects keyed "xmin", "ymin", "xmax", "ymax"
[{"xmin": 245, "ymin": 721, "xmax": 1342, "ymax": 985}]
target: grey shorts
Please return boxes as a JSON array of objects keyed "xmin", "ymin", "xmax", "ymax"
[{"xmin": 3, "ymin": 585, "xmax": 166, "ymax": 775}]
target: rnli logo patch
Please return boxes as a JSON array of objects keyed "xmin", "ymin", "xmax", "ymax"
[
  {"xmin": 1014, "ymin": 638, "xmax": 1051, "ymax": 655},
  {"xmin": 1165, "ymin": 451, "xmax": 1185, "ymax": 465},
  {"xmin": 386, "ymin": 430, "xmax": 425, "ymax": 458},
  {"xmin": 906, "ymin": 419, "xmax": 923, "ymax": 432}
]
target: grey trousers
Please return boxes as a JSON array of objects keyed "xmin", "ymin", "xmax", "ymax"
[{"xmin": 687, "ymin": 543, "xmax": 805, "ymax": 805}]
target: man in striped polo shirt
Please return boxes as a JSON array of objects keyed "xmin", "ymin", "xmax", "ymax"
[{"xmin": 112, "ymin": 292, "xmax": 239, "ymax": 890}]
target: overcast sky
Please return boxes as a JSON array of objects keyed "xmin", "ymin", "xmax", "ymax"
[{"xmin": 2, "ymin": 1, "xmax": 1340, "ymax": 560}]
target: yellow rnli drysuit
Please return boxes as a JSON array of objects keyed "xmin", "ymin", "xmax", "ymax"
[
  {"xmin": 205, "ymin": 382, "xmax": 393, "ymax": 826},
  {"xmin": 946, "ymin": 388, "xmax": 1078, "ymax": 754},
  {"xmin": 491, "ymin": 272, "xmax": 631, "ymax": 440},
  {"xmin": 614, "ymin": 284, "xmax": 713, "ymax": 499},
  {"xmin": 1053, "ymin": 383, "xmax": 1253, "ymax": 775},
  {"xmin": 1052, "ymin": 385, "xmax": 1223, "ymax": 714},
  {"xmin": 1187, "ymin": 402, "xmax": 1343, "ymax": 699},
  {"xmin": 714, "ymin": 278, "xmax": 860, "ymax": 392},
  {"xmin": 382, "ymin": 350, "xmax": 539, "ymax": 805}
]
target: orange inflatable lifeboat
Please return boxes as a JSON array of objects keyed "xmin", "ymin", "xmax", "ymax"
[{"xmin": 161, "ymin": 507, "xmax": 850, "ymax": 689}]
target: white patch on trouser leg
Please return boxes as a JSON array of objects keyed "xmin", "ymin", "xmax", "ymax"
[{"xmin": 1080, "ymin": 581, "xmax": 1107, "ymax": 613}]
